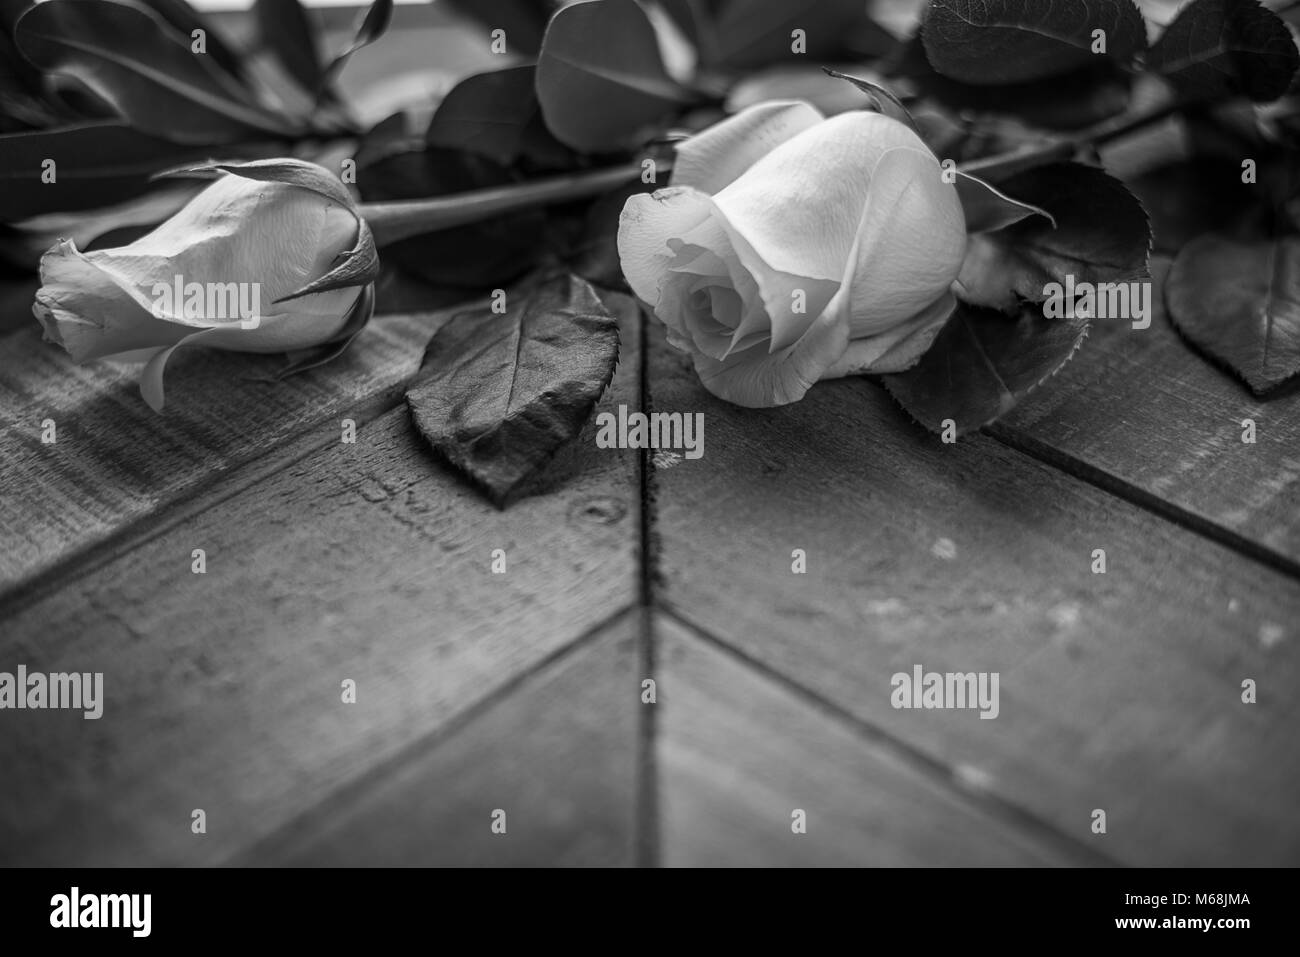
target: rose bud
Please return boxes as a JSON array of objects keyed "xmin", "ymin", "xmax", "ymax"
[
  {"xmin": 617, "ymin": 100, "xmax": 968, "ymax": 407},
  {"xmin": 33, "ymin": 159, "xmax": 379, "ymax": 412}
]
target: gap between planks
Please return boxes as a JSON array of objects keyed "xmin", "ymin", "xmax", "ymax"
[
  {"xmin": 227, "ymin": 603, "xmax": 640, "ymax": 866},
  {"xmin": 655, "ymin": 604, "xmax": 1119, "ymax": 868},
  {"xmin": 987, "ymin": 422, "xmax": 1300, "ymax": 582},
  {"xmin": 0, "ymin": 389, "xmax": 407, "ymax": 620},
  {"xmin": 634, "ymin": 296, "xmax": 661, "ymax": 869}
]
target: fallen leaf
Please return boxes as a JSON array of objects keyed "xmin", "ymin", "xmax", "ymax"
[
  {"xmin": 406, "ymin": 273, "xmax": 620, "ymax": 504},
  {"xmin": 1165, "ymin": 233, "xmax": 1300, "ymax": 394}
]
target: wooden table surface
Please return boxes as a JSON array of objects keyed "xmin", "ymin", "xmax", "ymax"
[{"xmin": 1, "ymin": 248, "xmax": 1297, "ymax": 867}]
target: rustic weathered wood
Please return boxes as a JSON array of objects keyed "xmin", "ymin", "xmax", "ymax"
[
  {"xmin": 242, "ymin": 612, "xmax": 640, "ymax": 866},
  {"xmin": 999, "ymin": 257, "xmax": 1300, "ymax": 572},
  {"xmin": 0, "ymin": 297, "xmax": 643, "ymax": 866},
  {"xmin": 647, "ymin": 322, "xmax": 1300, "ymax": 866},
  {"xmin": 654, "ymin": 613, "xmax": 1098, "ymax": 866},
  {"xmin": 0, "ymin": 304, "xmax": 457, "ymax": 597}
]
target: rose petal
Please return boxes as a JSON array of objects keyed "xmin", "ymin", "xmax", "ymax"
[
  {"xmin": 692, "ymin": 304, "xmax": 850, "ymax": 407},
  {"xmin": 678, "ymin": 278, "xmax": 736, "ymax": 359},
  {"xmin": 667, "ymin": 217, "xmax": 770, "ymax": 352},
  {"xmin": 712, "ymin": 111, "xmax": 926, "ymax": 286},
  {"xmin": 822, "ymin": 292, "xmax": 955, "ymax": 377},
  {"xmin": 672, "ymin": 204, "xmax": 835, "ymax": 354},
  {"xmin": 624, "ymin": 188, "xmax": 837, "ymax": 358},
  {"xmin": 138, "ymin": 326, "xmax": 226, "ymax": 412},
  {"xmin": 672, "ymin": 100, "xmax": 825, "ymax": 195},
  {"xmin": 32, "ymin": 240, "xmax": 192, "ymax": 362},
  {"xmin": 618, "ymin": 187, "xmax": 713, "ymax": 313},
  {"xmin": 87, "ymin": 176, "xmax": 359, "ymax": 321},
  {"xmin": 828, "ymin": 145, "xmax": 966, "ymax": 338}
]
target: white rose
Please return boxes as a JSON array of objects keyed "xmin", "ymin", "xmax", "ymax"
[
  {"xmin": 617, "ymin": 100, "xmax": 966, "ymax": 406},
  {"xmin": 33, "ymin": 159, "xmax": 377, "ymax": 411}
]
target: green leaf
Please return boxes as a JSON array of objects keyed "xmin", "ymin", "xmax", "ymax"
[
  {"xmin": 953, "ymin": 163, "xmax": 1151, "ymax": 312},
  {"xmin": 14, "ymin": 0, "xmax": 297, "ymax": 143},
  {"xmin": 320, "ymin": 0, "xmax": 393, "ymax": 91},
  {"xmin": 1147, "ymin": 0, "xmax": 1299, "ymax": 102},
  {"xmin": 0, "ymin": 122, "xmax": 217, "ymax": 220},
  {"xmin": 405, "ymin": 273, "xmax": 621, "ymax": 505},
  {"xmin": 254, "ymin": 0, "xmax": 324, "ymax": 93},
  {"xmin": 536, "ymin": 0, "xmax": 695, "ymax": 153},
  {"xmin": 426, "ymin": 66, "xmax": 575, "ymax": 170},
  {"xmin": 441, "ymin": 0, "xmax": 554, "ymax": 56},
  {"xmin": 922, "ymin": 0, "xmax": 1147, "ymax": 84},
  {"xmin": 2, "ymin": 0, "xmax": 56, "ymax": 129},
  {"xmin": 137, "ymin": 0, "xmax": 251, "ymax": 85},
  {"xmin": 156, "ymin": 156, "xmax": 354, "ymax": 208},
  {"xmin": 274, "ymin": 281, "xmax": 376, "ymax": 379},
  {"xmin": 882, "ymin": 299, "xmax": 1088, "ymax": 435},
  {"xmin": 954, "ymin": 171, "xmax": 1054, "ymax": 233},
  {"xmin": 1166, "ymin": 233, "xmax": 1300, "ymax": 394},
  {"xmin": 660, "ymin": 0, "xmax": 874, "ymax": 68},
  {"xmin": 892, "ymin": 32, "xmax": 1132, "ymax": 130},
  {"xmin": 822, "ymin": 67, "xmax": 919, "ymax": 133}
]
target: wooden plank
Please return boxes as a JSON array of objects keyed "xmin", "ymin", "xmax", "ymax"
[
  {"xmin": 654, "ymin": 614, "xmax": 1096, "ymax": 866},
  {"xmin": 0, "ymin": 297, "xmax": 643, "ymax": 866},
  {"xmin": 1000, "ymin": 257, "xmax": 1300, "ymax": 571},
  {"xmin": 647, "ymin": 323, "xmax": 1300, "ymax": 866},
  {"xmin": 0, "ymin": 302, "xmax": 448, "ymax": 595},
  {"xmin": 243, "ymin": 613, "xmax": 640, "ymax": 866}
]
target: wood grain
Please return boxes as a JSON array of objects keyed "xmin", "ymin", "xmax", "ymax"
[
  {"xmin": 999, "ymin": 257, "xmax": 1300, "ymax": 571},
  {"xmin": 0, "ymin": 296, "xmax": 643, "ymax": 866},
  {"xmin": 654, "ymin": 614, "xmax": 1096, "ymax": 867},
  {"xmin": 0, "ymin": 306, "xmax": 452, "ymax": 596},
  {"xmin": 244, "ymin": 612, "xmax": 640, "ymax": 866},
  {"xmin": 647, "ymin": 322, "xmax": 1300, "ymax": 866}
]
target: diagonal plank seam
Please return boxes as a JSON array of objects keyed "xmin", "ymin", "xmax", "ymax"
[
  {"xmin": 658, "ymin": 603, "xmax": 1121, "ymax": 868},
  {"xmin": 0, "ymin": 388, "xmax": 410, "ymax": 620},
  {"xmin": 224, "ymin": 603, "xmax": 642, "ymax": 866},
  {"xmin": 987, "ymin": 422, "xmax": 1300, "ymax": 581}
]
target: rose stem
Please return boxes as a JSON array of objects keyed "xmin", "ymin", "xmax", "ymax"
[
  {"xmin": 1086, "ymin": 100, "xmax": 1187, "ymax": 147},
  {"xmin": 959, "ymin": 95, "xmax": 1219, "ymax": 179},
  {"xmin": 360, "ymin": 162, "xmax": 649, "ymax": 246}
]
